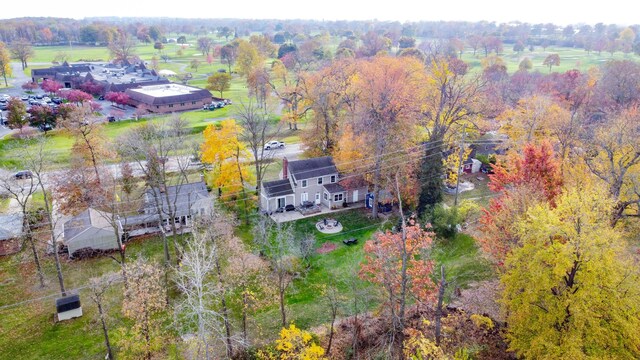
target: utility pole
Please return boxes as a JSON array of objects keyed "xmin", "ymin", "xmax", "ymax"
[{"xmin": 454, "ymin": 125, "xmax": 466, "ymax": 207}]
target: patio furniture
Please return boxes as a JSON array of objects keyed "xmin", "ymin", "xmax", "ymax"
[{"xmin": 343, "ymin": 238, "xmax": 358, "ymax": 245}]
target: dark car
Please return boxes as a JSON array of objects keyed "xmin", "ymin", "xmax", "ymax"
[
  {"xmin": 14, "ymin": 170, "xmax": 33, "ymax": 179},
  {"xmin": 98, "ymin": 95, "xmax": 105, "ymax": 100},
  {"xmin": 107, "ymin": 116, "xmax": 116, "ymax": 122},
  {"xmin": 51, "ymin": 97, "xmax": 63, "ymax": 104},
  {"xmin": 284, "ymin": 204, "xmax": 295, "ymax": 212}
]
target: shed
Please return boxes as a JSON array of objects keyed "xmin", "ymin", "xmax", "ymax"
[{"xmin": 55, "ymin": 294, "xmax": 82, "ymax": 321}]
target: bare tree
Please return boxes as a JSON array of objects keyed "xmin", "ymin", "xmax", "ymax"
[
  {"xmin": 195, "ymin": 208, "xmax": 236, "ymax": 358},
  {"xmin": 174, "ymin": 228, "xmax": 222, "ymax": 360},
  {"xmin": 323, "ymin": 283, "xmax": 343, "ymax": 356},
  {"xmin": 89, "ymin": 274, "xmax": 118, "ymax": 360},
  {"xmin": 0, "ymin": 162, "xmax": 44, "ymax": 287},
  {"xmin": 235, "ymin": 98, "xmax": 282, "ymax": 195},
  {"xmin": 107, "ymin": 30, "xmax": 138, "ymax": 64},
  {"xmin": 255, "ymin": 218, "xmax": 298, "ymax": 328},
  {"xmin": 10, "ymin": 38, "xmax": 34, "ymax": 70},
  {"xmin": 23, "ymin": 137, "xmax": 67, "ymax": 295}
]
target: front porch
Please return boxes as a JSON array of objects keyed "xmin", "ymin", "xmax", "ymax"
[{"xmin": 269, "ymin": 201, "xmax": 365, "ymax": 223}]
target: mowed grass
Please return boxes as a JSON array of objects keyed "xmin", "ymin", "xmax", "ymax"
[
  {"xmin": 0, "ymin": 234, "xmax": 176, "ymax": 359},
  {"xmin": 457, "ymin": 44, "xmax": 640, "ymax": 74}
]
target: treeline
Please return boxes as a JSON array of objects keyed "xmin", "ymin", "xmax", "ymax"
[{"xmin": 2, "ymin": 17, "xmax": 640, "ymax": 55}]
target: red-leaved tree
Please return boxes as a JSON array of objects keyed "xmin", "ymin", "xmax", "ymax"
[
  {"xmin": 488, "ymin": 140, "xmax": 563, "ymax": 204},
  {"xmin": 360, "ymin": 220, "xmax": 437, "ymax": 313},
  {"xmin": 58, "ymin": 89, "xmax": 92, "ymax": 104},
  {"xmin": 104, "ymin": 91, "xmax": 130, "ymax": 107},
  {"xmin": 41, "ymin": 79, "xmax": 62, "ymax": 95},
  {"xmin": 78, "ymin": 81, "xmax": 104, "ymax": 96},
  {"xmin": 479, "ymin": 141, "xmax": 563, "ymax": 265}
]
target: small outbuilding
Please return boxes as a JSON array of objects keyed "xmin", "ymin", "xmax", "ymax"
[{"xmin": 55, "ymin": 294, "xmax": 82, "ymax": 321}]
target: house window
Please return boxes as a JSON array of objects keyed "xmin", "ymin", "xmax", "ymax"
[
  {"xmin": 334, "ymin": 193, "xmax": 343, "ymax": 202},
  {"xmin": 330, "ymin": 175, "xmax": 336, "ymax": 183},
  {"xmin": 317, "ymin": 177, "xmax": 323, "ymax": 185},
  {"xmin": 192, "ymin": 101, "xmax": 196, "ymax": 104},
  {"xmin": 301, "ymin": 179, "xmax": 307, "ymax": 188},
  {"xmin": 323, "ymin": 192, "xmax": 328, "ymax": 200},
  {"xmin": 180, "ymin": 102, "xmax": 185, "ymax": 106},
  {"xmin": 168, "ymin": 104, "xmax": 174, "ymax": 108},
  {"xmin": 156, "ymin": 105, "xmax": 160, "ymax": 109}
]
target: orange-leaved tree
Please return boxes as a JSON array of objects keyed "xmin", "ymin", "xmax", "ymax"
[{"xmin": 359, "ymin": 218, "xmax": 437, "ymax": 352}]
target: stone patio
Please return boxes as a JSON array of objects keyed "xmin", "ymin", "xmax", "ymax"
[{"xmin": 269, "ymin": 202, "xmax": 365, "ymax": 223}]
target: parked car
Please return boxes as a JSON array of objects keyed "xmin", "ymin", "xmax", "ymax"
[
  {"xmin": 284, "ymin": 204, "xmax": 295, "ymax": 212},
  {"xmin": 20, "ymin": 95, "xmax": 29, "ymax": 101},
  {"xmin": 35, "ymin": 94, "xmax": 43, "ymax": 99},
  {"xmin": 264, "ymin": 140, "xmax": 285, "ymax": 150},
  {"xmin": 107, "ymin": 116, "xmax": 116, "ymax": 122},
  {"xmin": 43, "ymin": 97, "xmax": 52, "ymax": 103},
  {"xmin": 51, "ymin": 97, "xmax": 62, "ymax": 104},
  {"xmin": 14, "ymin": 170, "xmax": 33, "ymax": 179}
]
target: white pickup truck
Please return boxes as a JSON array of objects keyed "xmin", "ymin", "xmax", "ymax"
[{"xmin": 264, "ymin": 140, "xmax": 285, "ymax": 150}]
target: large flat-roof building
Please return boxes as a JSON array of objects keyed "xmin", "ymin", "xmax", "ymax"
[{"xmin": 126, "ymin": 83, "xmax": 213, "ymax": 113}]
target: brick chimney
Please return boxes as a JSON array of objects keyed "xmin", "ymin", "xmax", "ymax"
[{"xmin": 282, "ymin": 157, "xmax": 288, "ymax": 179}]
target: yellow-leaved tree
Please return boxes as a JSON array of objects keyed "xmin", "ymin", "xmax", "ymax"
[
  {"xmin": 501, "ymin": 183, "xmax": 640, "ymax": 359},
  {"xmin": 201, "ymin": 120, "xmax": 254, "ymax": 221},
  {"xmin": 258, "ymin": 324, "xmax": 326, "ymax": 360}
]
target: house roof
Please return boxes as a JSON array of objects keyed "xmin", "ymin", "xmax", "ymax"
[
  {"xmin": 104, "ymin": 79, "xmax": 170, "ymax": 94},
  {"xmin": 144, "ymin": 181, "xmax": 210, "ymax": 215},
  {"xmin": 288, "ymin": 156, "xmax": 338, "ymax": 180},
  {"xmin": 262, "ymin": 179, "xmax": 293, "ymax": 198},
  {"xmin": 323, "ymin": 183, "xmax": 345, "ymax": 194},
  {"xmin": 0, "ymin": 213, "xmax": 23, "ymax": 241},
  {"xmin": 126, "ymin": 84, "xmax": 212, "ymax": 106},
  {"xmin": 63, "ymin": 208, "xmax": 113, "ymax": 242}
]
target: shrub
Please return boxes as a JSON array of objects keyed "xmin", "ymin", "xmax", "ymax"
[{"xmin": 470, "ymin": 314, "xmax": 494, "ymax": 330}]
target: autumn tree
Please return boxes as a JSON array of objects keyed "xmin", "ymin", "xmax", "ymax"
[
  {"xmin": 479, "ymin": 142, "xmax": 563, "ymax": 264},
  {"xmin": 58, "ymin": 103, "xmax": 111, "ymax": 184},
  {"xmin": 543, "ymin": 53, "xmax": 561, "ymax": 72},
  {"xmin": 246, "ymin": 67, "xmax": 271, "ymax": 111},
  {"xmin": 501, "ymin": 184, "xmax": 640, "ymax": 359},
  {"xmin": 6, "ymin": 97, "xmax": 28, "ymax": 133},
  {"xmin": 220, "ymin": 43, "xmax": 238, "ymax": 73},
  {"xmin": 108, "ymin": 30, "xmax": 137, "ymax": 64},
  {"xmin": 583, "ymin": 107, "xmax": 640, "ymax": 225},
  {"xmin": 301, "ymin": 58, "xmax": 357, "ymax": 156},
  {"xmin": 346, "ymin": 56, "xmax": 426, "ymax": 217},
  {"xmin": 104, "ymin": 91, "xmax": 129, "ymax": 107},
  {"xmin": 120, "ymin": 260, "xmax": 167, "ymax": 360},
  {"xmin": 0, "ymin": 41, "xmax": 12, "ymax": 86},
  {"xmin": 27, "ymin": 105, "xmax": 55, "ymax": 132},
  {"xmin": 235, "ymin": 39, "xmax": 264, "ymax": 76},
  {"xmin": 41, "ymin": 79, "xmax": 62, "ymax": 95},
  {"xmin": 190, "ymin": 58, "xmax": 201, "ymax": 72},
  {"xmin": 201, "ymin": 119, "xmax": 254, "ymax": 219},
  {"xmin": 206, "ymin": 72, "xmax": 231, "ymax": 98},
  {"xmin": 418, "ymin": 55, "xmax": 484, "ymax": 215},
  {"xmin": 249, "ymin": 34, "xmax": 277, "ymax": 58},
  {"xmin": 359, "ymin": 217, "xmax": 437, "ymax": 355},
  {"xmin": 518, "ymin": 57, "xmax": 532, "ymax": 71},
  {"xmin": 10, "ymin": 38, "xmax": 33, "ymax": 70}
]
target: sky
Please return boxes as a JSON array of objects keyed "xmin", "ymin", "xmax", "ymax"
[{"xmin": 0, "ymin": 0, "xmax": 635, "ymax": 26}]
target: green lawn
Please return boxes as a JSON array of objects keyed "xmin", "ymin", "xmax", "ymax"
[
  {"xmin": 432, "ymin": 233, "xmax": 494, "ymax": 301},
  {"xmin": 0, "ymin": 234, "xmax": 176, "ymax": 359}
]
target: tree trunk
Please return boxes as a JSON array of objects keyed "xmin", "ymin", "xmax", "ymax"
[
  {"xmin": 435, "ymin": 265, "xmax": 447, "ymax": 346},
  {"xmin": 97, "ymin": 300, "xmax": 113, "ymax": 359},
  {"xmin": 242, "ymin": 291, "xmax": 249, "ymax": 345},
  {"xmin": 279, "ymin": 274, "xmax": 287, "ymax": 328},
  {"xmin": 28, "ymin": 235, "xmax": 45, "ymax": 288},
  {"xmin": 215, "ymin": 258, "xmax": 233, "ymax": 357},
  {"xmin": 326, "ymin": 308, "xmax": 337, "ymax": 356}
]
